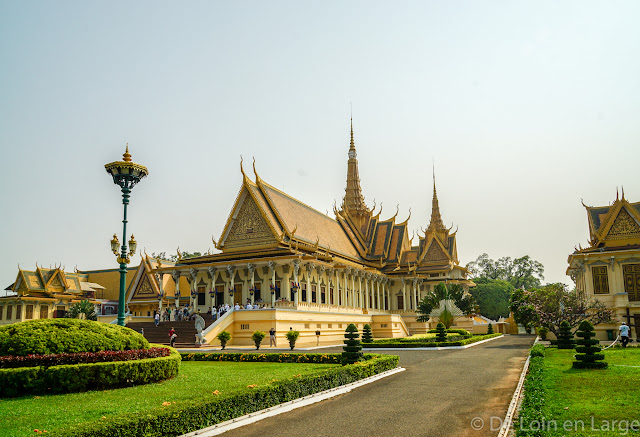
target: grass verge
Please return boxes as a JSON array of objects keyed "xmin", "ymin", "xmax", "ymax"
[
  {"xmin": 0, "ymin": 353, "xmax": 398, "ymax": 436},
  {"xmin": 516, "ymin": 347, "xmax": 640, "ymax": 437}
]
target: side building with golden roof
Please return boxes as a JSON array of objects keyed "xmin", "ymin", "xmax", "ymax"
[{"xmin": 567, "ymin": 191, "xmax": 640, "ymax": 341}]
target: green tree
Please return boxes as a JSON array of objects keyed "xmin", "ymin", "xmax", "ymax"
[
  {"xmin": 435, "ymin": 322, "xmax": 447, "ymax": 342},
  {"xmin": 466, "ymin": 253, "xmax": 545, "ymax": 289},
  {"xmin": 285, "ymin": 330, "xmax": 300, "ymax": 350},
  {"xmin": 362, "ymin": 324, "xmax": 373, "ymax": 343},
  {"xmin": 556, "ymin": 321, "xmax": 575, "ymax": 349},
  {"xmin": 342, "ymin": 324, "xmax": 363, "ymax": 365},
  {"xmin": 468, "ymin": 278, "xmax": 514, "ymax": 321},
  {"xmin": 487, "ymin": 323, "xmax": 494, "ymax": 334},
  {"xmin": 509, "ymin": 287, "xmax": 539, "ymax": 333},
  {"xmin": 573, "ymin": 321, "xmax": 607, "ymax": 369},
  {"xmin": 67, "ymin": 300, "xmax": 97, "ymax": 321},
  {"xmin": 416, "ymin": 283, "xmax": 478, "ymax": 328}
]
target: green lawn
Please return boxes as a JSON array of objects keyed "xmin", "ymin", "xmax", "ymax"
[
  {"xmin": 0, "ymin": 361, "xmax": 339, "ymax": 436},
  {"xmin": 536, "ymin": 348, "xmax": 640, "ymax": 436}
]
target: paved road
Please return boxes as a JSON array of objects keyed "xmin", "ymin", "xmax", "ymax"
[{"xmin": 223, "ymin": 335, "xmax": 535, "ymax": 437}]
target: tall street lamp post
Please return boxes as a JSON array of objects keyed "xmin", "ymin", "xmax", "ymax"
[{"xmin": 105, "ymin": 145, "xmax": 148, "ymax": 326}]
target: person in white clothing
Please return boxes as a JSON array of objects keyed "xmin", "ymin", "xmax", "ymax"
[{"xmin": 619, "ymin": 322, "xmax": 630, "ymax": 348}]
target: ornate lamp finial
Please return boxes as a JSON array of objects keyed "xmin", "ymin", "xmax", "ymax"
[{"xmin": 123, "ymin": 144, "xmax": 132, "ymax": 162}]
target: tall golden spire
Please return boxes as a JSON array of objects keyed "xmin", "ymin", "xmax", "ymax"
[
  {"xmin": 427, "ymin": 168, "xmax": 446, "ymax": 232},
  {"xmin": 342, "ymin": 117, "xmax": 370, "ymax": 230}
]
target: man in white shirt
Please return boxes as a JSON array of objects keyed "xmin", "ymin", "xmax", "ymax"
[{"xmin": 619, "ymin": 322, "xmax": 630, "ymax": 348}]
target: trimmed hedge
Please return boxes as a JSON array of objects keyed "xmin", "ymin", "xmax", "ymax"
[
  {"xmin": 365, "ymin": 333, "xmax": 502, "ymax": 348},
  {"xmin": 56, "ymin": 353, "xmax": 399, "ymax": 437},
  {"xmin": 529, "ymin": 344, "xmax": 545, "ymax": 358},
  {"xmin": 0, "ymin": 319, "xmax": 149, "ymax": 356},
  {"xmin": 0, "ymin": 345, "xmax": 180, "ymax": 397},
  {"xmin": 427, "ymin": 328, "xmax": 471, "ymax": 336},
  {"xmin": 516, "ymin": 354, "xmax": 545, "ymax": 437},
  {"xmin": 181, "ymin": 352, "xmax": 342, "ymax": 364},
  {"xmin": 0, "ymin": 347, "xmax": 170, "ymax": 368}
]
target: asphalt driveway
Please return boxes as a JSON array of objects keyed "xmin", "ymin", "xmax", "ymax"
[{"xmin": 222, "ymin": 335, "xmax": 535, "ymax": 437}]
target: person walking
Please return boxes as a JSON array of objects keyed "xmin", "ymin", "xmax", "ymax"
[
  {"xmin": 619, "ymin": 321, "xmax": 630, "ymax": 348},
  {"xmin": 169, "ymin": 327, "xmax": 177, "ymax": 348},
  {"xmin": 154, "ymin": 312, "xmax": 160, "ymax": 327},
  {"xmin": 269, "ymin": 327, "xmax": 276, "ymax": 347}
]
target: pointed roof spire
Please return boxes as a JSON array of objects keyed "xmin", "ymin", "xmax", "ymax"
[
  {"xmin": 341, "ymin": 116, "xmax": 370, "ymax": 230},
  {"xmin": 123, "ymin": 143, "xmax": 132, "ymax": 162},
  {"xmin": 428, "ymin": 166, "xmax": 446, "ymax": 232}
]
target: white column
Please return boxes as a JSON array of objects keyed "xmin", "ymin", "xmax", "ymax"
[
  {"xmin": 268, "ymin": 261, "xmax": 276, "ymax": 307},
  {"xmin": 156, "ymin": 273, "xmax": 163, "ymax": 312},
  {"xmin": 248, "ymin": 263, "xmax": 255, "ymax": 305},
  {"xmin": 172, "ymin": 271, "xmax": 180, "ymax": 309},
  {"xmin": 401, "ymin": 278, "xmax": 407, "ymax": 310},
  {"xmin": 227, "ymin": 265, "xmax": 235, "ymax": 306},
  {"xmin": 190, "ymin": 268, "xmax": 198, "ymax": 310},
  {"xmin": 293, "ymin": 260, "xmax": 301, "ymax": 305},
  {"xmin": 208, "ymin": 267, "xmax": 216, "ymax": 308}
]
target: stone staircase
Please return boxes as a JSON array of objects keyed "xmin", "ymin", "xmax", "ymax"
[{"xmin": 127, "ymin": 315, "xmax": 216, "ymax": 348}]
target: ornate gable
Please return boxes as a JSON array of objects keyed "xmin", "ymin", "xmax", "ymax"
[
  {"xmin": 224, "ymin": 190, "xmax": 278, "ymax": 250},
  {"xmin": 131, "ymin": 274, "xmax": 156, "ymax": 300},
  {"xmin": 423, "ymin": 238, "xmax": 449, "ymax": 263},
  {"xmin": 606, "ymin": 207, "xmax": 640, "ymax": 240}
]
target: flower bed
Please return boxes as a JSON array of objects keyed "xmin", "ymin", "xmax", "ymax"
[
  {"xmin": 0, "ymin": 345, "xmax": 180, "ymax": 397},
  {"xmin": 57, "ymin": 353, "xmax": 399, "ymax": 437},
  {"xmin": 0, "ymin": 347, "xmax": 170, "ymax": 368},
  {"xmin": 181, "ymin": 352, "xmax": 341, "ymax": 364},
  {"xmin": 364, "ymin": 333, "xmax": 502, "ymax": 348}
]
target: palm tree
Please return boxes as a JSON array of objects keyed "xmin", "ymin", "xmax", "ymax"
[
  {"xmin": 416, "ymin": 283, "xmax": 477, "ymax": 328},
  {"xmin": 67, "ymin": 299, "xmax": 98, "ymax": 321}
]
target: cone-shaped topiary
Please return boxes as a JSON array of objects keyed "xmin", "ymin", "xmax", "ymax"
[
  {"xmin": 435, "ymin": 322, "xmax": 447, "ymax": 342},
  {"xmin": 557, "ymin": 321, "xmax": 575, "ymax": 349},
  {"xmin": 362, "ymin": 324, "xmax": 373, "ymax": 343},
  {"xmin": 573, "ymin": 320, "xmax": 607, "ymax": 369},
  {"xmin": 342, "ymin": 323, "xmax": 363, "ymax": 365},
  {"xmin": 487, "ymin": 323, "xmax": 494, "ymax": 334}
]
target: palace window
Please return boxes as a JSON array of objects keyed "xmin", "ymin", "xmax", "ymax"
[
  {"xmin": 311, "ymin": 285, "xmax": 317, "ymax": 303},
  {"xmin": 39, "ymin": 305, "xmax": 48, "ymax": 319},
  {"xmin": 320, "ymin": 286, "xmax": 326, "ymax": 304},
  {"xmin": 197, "ymin": 286, "xmax": 206, "ymax": 306},
  {"xmin": 254, "ymin": 283, "xmax": 261, "ymax": 302},
  {"xmin": 329, "ymin": 287, "xmax": 334, "ymax": 305},
  {"xmin": 26, "ymin": 305, "xmax": 34, "ymax": 319},
  {"xmin": 15, "ymin": 304, "xmax": 22, "ymax": 320},
  {"xmin": 301, "ymin": 283, "xmax": 307, "ymax": 302},
  {"xmin": 623, "ymin": 264, "xmax": 640, "ymax": 302},
  {"xmin": 6, "ymin": 305, "xmax": 11, "ymax": 320},
  {"xmin": 592, "ymin": 266, "xmax": 609, "ymax": 294}
]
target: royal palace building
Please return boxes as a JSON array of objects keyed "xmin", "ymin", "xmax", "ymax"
[
  {"xmin": 2, "ymin": 122, "xmax": 481, "ymax": 344},
  {"xmin": 567, "ymin": 191, "xmax": 640, "ymax": 341}
]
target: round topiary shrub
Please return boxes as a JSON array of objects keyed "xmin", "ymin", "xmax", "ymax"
[
  {"xmin": 0, "ymin": 319, "xmax": 149, "ymax": 356},
  {"xmin": 362, "ymin": 324, "xmax": 374, "ymax": 343},
  {"xmin": 557, "ymin": 321, "xmax": 575, "ymax": 349},
  {"xmin": 435, "ymin": 322, "xmax": 447, "ymax": 342}
]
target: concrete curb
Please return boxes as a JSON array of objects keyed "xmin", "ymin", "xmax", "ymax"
[
  {"xmin": 363, "ymin": 334, "xmax": 504, "ymax": 351},
  {"xmin": 181, "ymin": 367, "xmax": 406, "ymax": 436},
  {"xmin": 497, "ymin": 336, "xmax": 538, "ymax": 437}
]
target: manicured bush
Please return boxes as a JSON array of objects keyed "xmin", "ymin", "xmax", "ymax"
[
  {"xmin": 0, "ymin": 347, "xmax": 169, "ymax": 368},
  {"xmin": 487, "ymin": 323, "xmax": 494, "ymax": 334},
  {"xmin": 364, "ymin": 333, "xmax": 502, "ymax": 348},
  {"xmin": 251, "ymin": 331, "xmax": 266, "ymax": 350},
  {"xmin": 537, "ymin": 326, "xmax": 549, "ymax": 341},
  {"xmin": 556, "ymin": 321, "xmax": 575, "ymax": 350},
  {"xmin": 435, "ymin": 322, "xmax": 447, "ymax": 342},
  {"xmin": 529, "ymin": 344, "xmax": 545, "ymax": 358},
  {"xmin": 342, "ymin": 324, "xmax": 362, "ymax": 364},
  {"xmin": 285, "ymin": 330, "xmax": 300, "ymax": 350},
  {"xmin": 56, "ymin": 353, "xmax": 399, "ymax": 437},
  {"xmin": 0, "ymin": 319, "xmax": 149, "ymax": 356},
  {"xmin": 0, "ymin": 345, "xmax": 180, "ymax": 397},
  {"xmin": 573, "ymin": 321, "xmax": 607, "ymax": 369},
  {"xmin": 216, "ymin": 331, "xmax": 231, "ymax": 350},
  {"xmin": 362, "ymin": 324, "xmax": 373, "ymax": 343}
]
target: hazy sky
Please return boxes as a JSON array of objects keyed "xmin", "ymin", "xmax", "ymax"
[{"xmin": 2, "ymin": 1, "xmax": 639, "ymax": 289}]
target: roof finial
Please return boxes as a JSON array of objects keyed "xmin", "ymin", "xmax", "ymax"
[
  {"xmin": 622, "ymin": 185, "xmax": 625, "ymax": 200},
  {"xmin": 123, "ymin": 143, "xmax": 132, "ymax": 162},
  {"xmin": 616, "ymin": 187, "xmax": 619, "ymax": 201},
  {"xmin": 349, "ymin": 116, "xmax": 355, "ymax": 155},
  {"xmin": 428, "ymin": 163, "xmax": 446, "ymax": 232}
]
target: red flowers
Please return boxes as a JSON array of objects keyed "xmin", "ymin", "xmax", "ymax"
[{"xmin": 0, "ymin": 347, "xmax": 170, "ymax": 368}]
